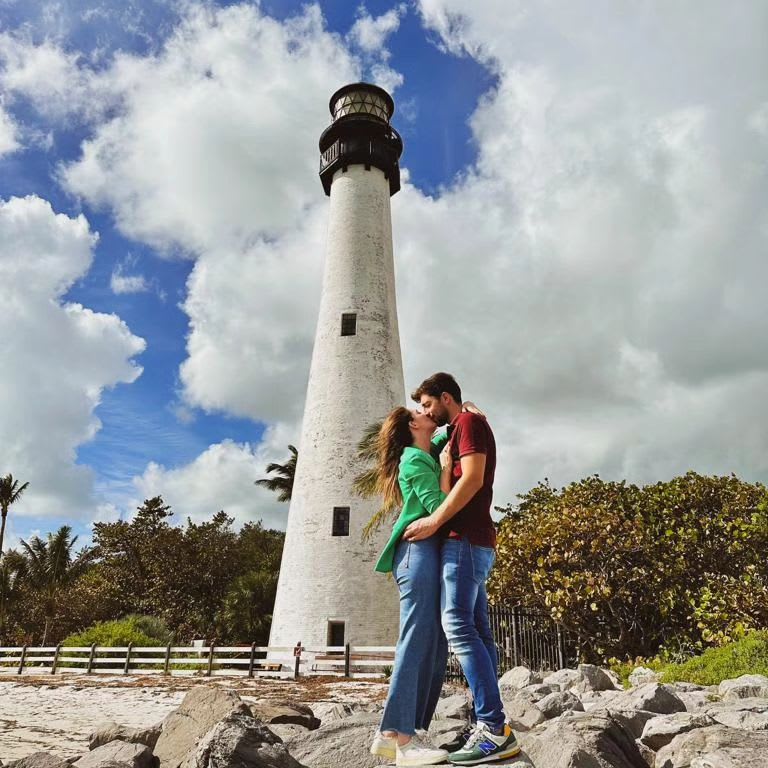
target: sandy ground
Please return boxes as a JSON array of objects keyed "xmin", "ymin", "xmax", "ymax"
[{"xmin": 0, "ymin": 673, "xmax": 389, "ymax": 761}]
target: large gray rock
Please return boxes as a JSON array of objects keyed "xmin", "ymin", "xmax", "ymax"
[
  {"xmin": 640, "ymin": 712, "xmax": 715, "ymax": 751},
  {"xmin": 717, "ymin": 674, "xmax": 768, "ymax": 702},
  {"xmin": 574, "ymin": 664, "xmax": 622, "ymax": 693},
  {"xmin": 186, "ymin": 710, "xmax": 306, "ymax": 768},
  {"xmin": 520, "ymin": 711, "xmax": 648, "ymax": 768},
  {"xmin": 307, "ymin": 702, "xmax": 358, "ymax": 724},
  {"xmin": 248, "ymin": 702, "xmax": 319, "ymax": 731},
  {"xmin": 434, "ymin": 692, "xmax": 471, "ymax": 721},
  {"xmin": 74, "ymin": 742, "xmax": 153, "ymax": 768},
  {"xmin": 515, "ymin": 683, "xmax": 559, "ymax": 704},
  {"xmin": 286, "ymin": 713, "xmax": 382, "ymax": 768},
  {"xmin": 498, "ymin": 666, "xmax": 543, "ymax": 690},
  {"xmin": 629, "ymin": 667, "xmax": 659, "ymax": 688},
  {"xmin": 502, "ymin": 696, "xmax": 546, "ymax": 731},
  {"xmin": 609, "ymin": 710, "xmax": 659, "ymax": 740},
  {"xmin": 154, "ymin": 686, "xmax": 250, "ymax": 768},
  {"xmin": 6, "ymin": 755, "xmax": 70, "ymax": 768},
  {"xmin": 710, "ymin": 708, "xmax": 768, "ymax": 731},
  {"xmin": 655, "ymin": 724, "xmax": 768, "ymax": 768},
  {"xmin": 537, "ymin": 690, "xmax": 584, "ymax": 719},
  {"xmin": 691, "ymin": 748, "xmax": 768, "ymax": 767},
  {"xmin": 611, "ymin": 683, "xmax": 687, "ymax": 714},
  {"xmin": 89, "ymin": 721, "xmax": 162, "ymax": 750},
  {"xmin": 543, "ymin": 668, "xmax": 582, "ymax": 691}
]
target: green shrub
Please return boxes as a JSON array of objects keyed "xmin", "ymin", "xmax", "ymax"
[
  {"xmin": 62, "ymin": 614, "xmax": 171, "ymax": 647},
  {"xmin": 658, "ymin": 630, "xmax": 768, "ymax": 685},
  {"xmin": 490, "ymin": 473, "xmax": 768, "ymax": 661}
]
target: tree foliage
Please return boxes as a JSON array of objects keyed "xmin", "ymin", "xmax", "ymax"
[
  {"xmin": 489, "ymin": 472, "xmax": 768, "ymax": 661},
  {"xmin": 255, "ymin": 446, "xmax": 298, "ymax": 502},
  {"xmin": 0, "ymin": 473, "xmax": 29, "ymax": 556}
]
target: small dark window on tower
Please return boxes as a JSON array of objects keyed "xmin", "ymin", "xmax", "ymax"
[
  {"xmin": 332, "ymin": 506, "xmax": 350, "ymax": 536},
  {"xmin": 328, "ymin": 621, "xmax": 345, "ymax": 648},
  {"xmin": 340, "ymin": 313, "xmax": 357, "ymax": 336}
]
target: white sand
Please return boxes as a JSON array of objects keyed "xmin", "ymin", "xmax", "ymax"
[{"xmin": 0, "ymin": 673, "xmax": 389, "ymax": 761}]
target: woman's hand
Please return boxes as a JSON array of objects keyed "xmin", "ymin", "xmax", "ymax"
[
  {"xmin": 439, "ymin": 444, "xmax": 453, "ymax": 471},
  {"xmin": 462, "ymin": 400, "xmax": 485, "ymax": 417},
  {"xmin": 439, "ymin": 444, "xmax": 452, "ymax": 494}
]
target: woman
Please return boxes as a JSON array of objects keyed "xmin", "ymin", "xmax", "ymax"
[{"xmin": 369, "ymin": 406, "xmax": 452, "ymax": 767}]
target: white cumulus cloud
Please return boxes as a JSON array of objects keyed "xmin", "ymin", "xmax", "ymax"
[
  {"xmin": 0, "ymin": 195, "xmax": 146, "ymax": 520},
  {"xmin": 0, "ymin": 101, "xmax": 19, "ymax": 156}
]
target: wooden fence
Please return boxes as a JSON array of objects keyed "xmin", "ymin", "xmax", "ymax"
[{"xmin": 0, "ymin": 643, "xmax": 396, "ymax": 679}]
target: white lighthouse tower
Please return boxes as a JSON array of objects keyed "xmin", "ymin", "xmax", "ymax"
[{"xmin": 268, "ymin": 84, "xmax": 405, "ymax": 651}]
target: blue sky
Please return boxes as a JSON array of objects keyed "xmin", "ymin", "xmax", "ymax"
[{"xmin": 1, "ymin": 1, "xmax": 767, "ymax": 551}]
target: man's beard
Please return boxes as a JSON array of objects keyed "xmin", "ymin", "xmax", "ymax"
[{"xmin": 432, "ymin": 406, "xmax": 450, "ymax": 426}]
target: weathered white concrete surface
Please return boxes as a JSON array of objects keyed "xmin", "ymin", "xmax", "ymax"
[{"xmin": 269, "ymin": 164, "xmax": 403, "ymax": 650}]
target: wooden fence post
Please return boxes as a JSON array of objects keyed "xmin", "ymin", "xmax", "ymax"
[
  {"xmin": 207, "ymin": 641, "xmax": 215, "ymax": 677},
  {"xmin": 87, "ymin": 643, "xmax": 96, "ymax": 674},
  {"xmin": 51, "ymin": 643, "xmax": 61, "ymax": 675},
  {"xmin": 248, "ymin": 642, "xmax": 256, "ymax": 678},
  {"xmin": 163, "ymin": 644, "xmax": 171, "ymax": 676},
  {"xmin": 17, "ymin": 644, "xmax": 27, "ymax": 675},
  {"xmin": 344, "ymin": 642, "xmax": 351, "ymax": 678},
  {"xmin": 124, "ymin": 642, "xmax": 133, "ymax": 675},
  {"xmin": 556, "ymin": 625, "xmax": 565, "ymax": 670},
  {"xmin": 293, "ymin": 641, "xmax": 302, "ymax": 680}
]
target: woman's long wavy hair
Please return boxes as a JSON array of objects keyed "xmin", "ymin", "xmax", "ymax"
[{"xmin": 375, "ymin": 406, "xmax": 414, "ymax": 511}]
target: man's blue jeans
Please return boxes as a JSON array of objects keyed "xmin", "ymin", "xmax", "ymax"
[
  {"xmin": 380, "ymin": 536, "xmax": 448, "ymax": 735},
  {"xmin": 441, "ymin": 537, "xmax": 505, "ymax": 731}
]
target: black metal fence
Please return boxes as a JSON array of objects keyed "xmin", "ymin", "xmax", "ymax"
[{"xmin": 445, "ymin": 604, "xmax": 577, "ymax": 682}]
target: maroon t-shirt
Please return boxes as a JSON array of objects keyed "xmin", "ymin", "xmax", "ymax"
[{"xmin": 442, "ymin": 412, "xmax": 497, "ymax": 548}]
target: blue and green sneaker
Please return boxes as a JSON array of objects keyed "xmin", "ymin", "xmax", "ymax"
[{"xmin": 447, "ymin": 723, "xmax": 520, "ymax": 765}]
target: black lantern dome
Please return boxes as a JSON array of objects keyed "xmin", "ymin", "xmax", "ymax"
[{"xmin": 319, "ymin": 82, "xmax": 403, "ymax": 196}]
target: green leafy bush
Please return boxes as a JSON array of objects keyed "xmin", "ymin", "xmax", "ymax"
[
  {"xmin": 62, "ymin": 614, "xmax": 171, "ymax": 647},
  {"xmin": 658, "ymin": 630, "xmax": 768, "ymax": 685},
  {"xmin": 490, "ymin": 473, "xmax": 768, "ymax": 661}
]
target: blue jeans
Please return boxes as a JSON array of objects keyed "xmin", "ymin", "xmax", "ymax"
[
  {"xmin": 441, "ymin": 537, "xmax": 505, "ymax": 731},
  {"xmin": 380, "ymin": 536, "xmax": 448, "ymax": 735}
]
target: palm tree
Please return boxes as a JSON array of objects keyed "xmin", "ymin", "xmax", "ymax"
[
  {"xmin": 20, "ymin": 526, "xmax": 92, "ymax": 645},
  {"xmin": 353, "ymin": 419, "xmax": 399, "ymax": 541},
  {"xmin": 0, "ymin": 550, "xmax": 26, "ymax": 643},
  {"xmin": 255, "ymin": 445, "xmax": 298, "ymax": 502},
  {"xmin": 0, "ymin": 474, "xmax": 30, "ymax": 556}
]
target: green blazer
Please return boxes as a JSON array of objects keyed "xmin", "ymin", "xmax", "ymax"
[{"xmin": 375, "ymin": 438, "xmax": 448, "ymax": 573}]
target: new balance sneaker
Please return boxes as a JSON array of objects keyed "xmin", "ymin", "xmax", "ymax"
[
  {"xmin": 370, "ymin": 732, "xmax": 397, "ymax": 761},
  {"xmin": 439, "ymin": 724, "xmax": 474, "ymax": 753},
  {"xmin": 396, "ymin": 738, "xmax": 450, "ymax": 767},
  {"xmin": 447, "ymin": 723, "xmax": 520, "ymax": 765}
]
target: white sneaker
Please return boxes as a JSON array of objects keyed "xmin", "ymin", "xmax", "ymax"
[
  {"xmin": 396, "ymin": 737, "xmax": 449, "ymax": 766},
  {"xmin": 370, "ymin": 732, "xmax": 397, "ymax": 761}
]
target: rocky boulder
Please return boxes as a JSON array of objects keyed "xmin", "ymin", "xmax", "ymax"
[
  {"xmin": 691, "ymin": 748, "xmax": 767, "ymax": 767},
  {"xmin": 498, "ymin": 666, "xmax": 543, "ymax": 690},
  {"xmin": 5, "ymin": 755, "xmax": 71, "ymax": 768},
  {"xmin": 186, "ymin": 710, "xmax": 306, "ymax": 768},
  {"xmin": 543, "ymin": 668, "xmax": 582, "ymax": 691},
  {"xmin": 74, "ymin": 742, "xmax": 153, "ymax": 768},
  {"xmin": 247, "ymin": 702, "xmax": 319, "ymax": 731},
  {"xmin": 611, "ymin": 683, "xmax": 687, "ymax": 714},
  {"xmin": 537, "ymin": 690, "xmax": 584, "ymax": 719},
  {"xmin": 521, "ymin": 711, "xmax": 648, "ymax": 768},
  {"xmin": 154, "ymin": 686, "xmax": 250, "ymax": 768},
  {"xmin": 434, "ymin": 692, "xmax": 472, "ymax": 721},
  {"xmin": 655, "ymin": 724, "xmax": 768, "ymax": 768},
  {"xmin": 639, "ymin": 712, "xmax": 715, "ymax": 751},
  {"xmin": 89, "ymin": 722, "xmax": 162, "ymax": 751},
  {"xmin": 573, "ymin": 664, "xmax": 622, "ymax": 693},
  {"xmin": 717, "ymin": 674, "xmax": 768, "ymax": 702},
  {"xmin": 501, "ymin": 696, "xmax": 546, "ymax": 731},
  {"xmin": 629, "ymin": 667, "xmax": 659, "ymax": 688},
  {"xmin": 514, "ymin": 683, "xmax": 559, "ymax": 704},
  {"xmin": 286, "ymin": 713, "xmax": 383, "ymax": 768}
]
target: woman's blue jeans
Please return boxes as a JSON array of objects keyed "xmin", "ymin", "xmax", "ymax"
[
  {"xmin": 441, "ymin": 537, "xmax": 505, "ymax": 732},
  {"xmin": 380, "ymin": 536, "xmax": 448, "ymax": 735}
]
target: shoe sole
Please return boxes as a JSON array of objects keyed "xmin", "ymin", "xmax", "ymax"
[
  {"xmin": 448, "ymin": 745, "xmax": 522, "ymax": 765},
  {"xmin": 371, "ymin": 745, "xmax": 397, "ymax": 760},
  {"xmin": 397, "ymin": 754, "xmax": 451, "ymax": 767}
]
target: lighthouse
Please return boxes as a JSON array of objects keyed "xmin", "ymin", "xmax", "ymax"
[{"xmin": 268, "ymin": 84, "xmax": 405, "ymax": 650}]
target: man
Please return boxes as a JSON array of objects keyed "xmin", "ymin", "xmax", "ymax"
[{"xmin": 403, "ymin": 372, "xmax": 519, "ymax": 765}]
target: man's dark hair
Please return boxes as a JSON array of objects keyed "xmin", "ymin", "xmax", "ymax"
[{"xmin": 411, "ymin": 372, "xmax": 462, "ymax": 405}]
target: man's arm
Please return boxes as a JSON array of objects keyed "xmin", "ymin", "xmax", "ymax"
[{"xmin": 402, "ymin": 452, "xmax": 485, "ymax": 541}]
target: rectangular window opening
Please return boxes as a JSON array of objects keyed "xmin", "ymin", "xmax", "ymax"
[
  {"xmin": 328, "ymin": 621, "xmax": 345, "ymax": 648},
  {"xmin": 332, "ymin": 506, "xmax": 350, "ymax": 536},
  {"xmin": 340, "ymin": 312, "xmax": 357, "ymax": 336}
]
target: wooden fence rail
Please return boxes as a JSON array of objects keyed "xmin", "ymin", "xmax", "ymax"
[{"xmin": 0, "ymin": 643, "xmax": 396, "ymax": 679}]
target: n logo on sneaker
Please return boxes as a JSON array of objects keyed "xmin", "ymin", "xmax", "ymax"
[{"xmin": 478, "ymin": 740, "xmax": 497, "ymax": 755}]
